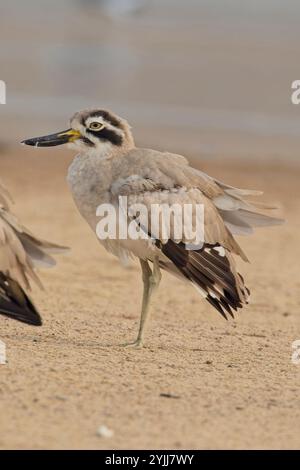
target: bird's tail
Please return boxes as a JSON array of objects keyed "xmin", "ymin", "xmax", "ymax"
[{"xmin": 213, "ymin": 183, "xmax": 284, "ymax": 236}]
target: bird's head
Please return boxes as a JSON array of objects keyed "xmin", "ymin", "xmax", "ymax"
[{"xmin": 22, "ymin": 108, "xmax": 135, "ymax": 157}]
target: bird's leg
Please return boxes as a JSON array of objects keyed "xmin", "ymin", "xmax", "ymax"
[
  {"xmin": 137, "ymin": 257, "xmax": 162, "ymax": 344},
  {"xmin": 122, "ymin": 257, "xmax": 161, "ymax": 348}
]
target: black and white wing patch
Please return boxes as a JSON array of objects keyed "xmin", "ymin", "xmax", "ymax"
[{"xmin": 156, "ymin": 240, "xmax": 250, "ymax": 319}]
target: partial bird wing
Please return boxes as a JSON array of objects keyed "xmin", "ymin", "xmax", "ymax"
[
  {"xmin": 117, "ymin": 183, "xmax": 247, "ymax": 259},
  {"xmin": 111, "ymin": 148, "xmax": 283, "ymax": 318},
  {"xmin": 204, "ymin": 174, "xmax": 284, "ymax": 235},
  {"xmin": 0, "ymin": 208, "xmax": 41, "ymax": 289},
  {"xmin": 0, "ymin": 209, "xmax": 69, "ymax": 269},
  {"xmin": 116, "ymin": 148, "xmax": 284, "ymax": 238},
  {"xmin": 0, "ymin": 182, "xmax": 69, "ymax": 325},
  {"xmin": 112, "ymin": 174, "xmax": 248, "ymax": 318}
]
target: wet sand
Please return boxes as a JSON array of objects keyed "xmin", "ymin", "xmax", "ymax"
[{"xmin": 0, "ymin": 148, "xmax": 299, "ymax": 449}]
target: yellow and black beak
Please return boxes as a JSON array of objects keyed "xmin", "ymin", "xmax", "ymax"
[{"xmin": 21, "ymin": 128, "xmax": 81, "ymax": 147}]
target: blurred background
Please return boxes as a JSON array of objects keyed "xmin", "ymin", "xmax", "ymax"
[
  {"xmin": 0, "ymin": 0, "xmax": 300, "ymax": 161},
  {"xmin": 1, "ymin": 1, "xmax": 300, "ymax": 450}
]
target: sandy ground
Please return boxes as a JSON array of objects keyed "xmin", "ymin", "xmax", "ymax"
[{"xmin": 0, "ymin": 147, "xmax": 299, "ymax": 450}]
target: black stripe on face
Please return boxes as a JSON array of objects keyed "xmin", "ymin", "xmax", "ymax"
[
  {"xmin": 88, "ymin": 128, "xmax": 123, "ymax": 146},
  {"xmin": 84, "ymin": 110, "xmax": 121, "ymax": 128}
]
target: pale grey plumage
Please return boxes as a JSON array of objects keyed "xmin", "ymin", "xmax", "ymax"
[{"xmin": 22, "ymin": 108, "xmax": 284, "ymax": 346}]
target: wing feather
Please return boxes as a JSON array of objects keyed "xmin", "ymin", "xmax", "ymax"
[
  {"xmin": 110, "ymin": 149, "xmax": 283, "ymax": 319},
  {"xmin": 0, "ymin": 179, "xmax": 69, "ymax": 325}
]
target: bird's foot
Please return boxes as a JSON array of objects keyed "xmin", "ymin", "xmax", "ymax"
[{"xmin": 120, "ymin": 338, "xmax": 143, "ymax": 349}]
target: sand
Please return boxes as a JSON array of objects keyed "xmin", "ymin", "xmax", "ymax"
[{"xmin": 0, "ymin": 148, "xmax": 299, "ymax": 450}]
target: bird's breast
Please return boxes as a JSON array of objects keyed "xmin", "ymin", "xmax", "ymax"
[{"xmin": 67, "ymin": 154, "xmax": 112, "ymax": 229}]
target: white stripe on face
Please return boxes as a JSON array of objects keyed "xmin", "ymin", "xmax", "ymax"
[{"xmin": 84, "ymin": 116, "xmax": 125, "ymax": 138}]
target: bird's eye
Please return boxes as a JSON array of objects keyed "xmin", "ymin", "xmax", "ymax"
[{"xmin": 89, "ymin": 122, "xmax": 104, "ymax": 131}]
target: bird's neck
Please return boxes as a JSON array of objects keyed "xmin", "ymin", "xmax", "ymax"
[{"xmin": 83, "ymin": 140, "xmax": 135, "ymax": 161}]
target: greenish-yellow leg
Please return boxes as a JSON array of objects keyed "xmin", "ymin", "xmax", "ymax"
[{"xmin": 122, "ymin": 257, "xmax": 161, "ymax": 348}]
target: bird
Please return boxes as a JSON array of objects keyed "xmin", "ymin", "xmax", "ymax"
[
  {"xmin": 0, "ymin": 180, "xmax": 68, "ymax": 326},
  {"xmin": 22, "ymin": 108, "xmax": 283, "ymax": 347}
]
